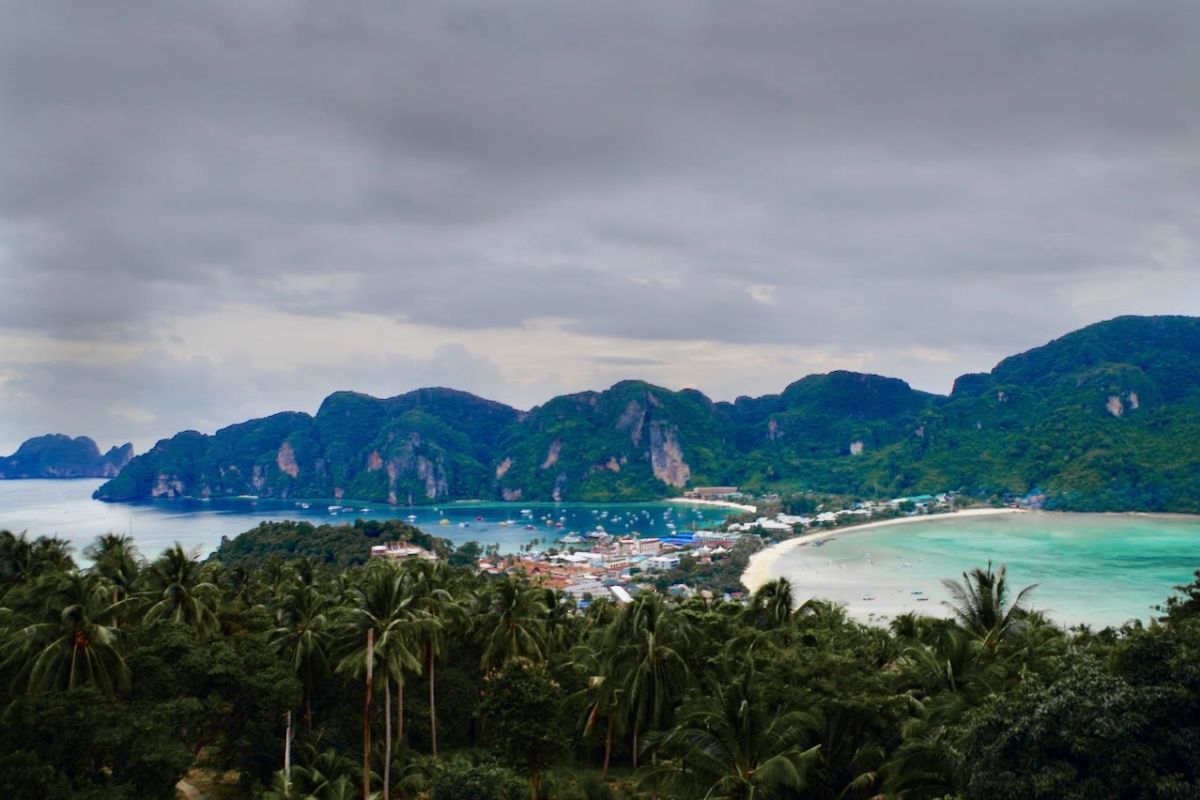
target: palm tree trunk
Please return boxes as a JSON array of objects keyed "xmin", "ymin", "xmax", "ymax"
[
  {"xmin": 632, "ymin": 724, "xmax": 639, "ymax": 769},
  {"xmin": 602, "ymin": 715, "xmax": 613, "ymax": 778},
  {"xmin": 397, "ymin": 673, "xmax": 405, "ymax": 745},
  {"xmin": 306, "ymin": 691, "xmax": 313, "ymax": 736},
  {"xmin": 384, "ymin": 676, "xmax": 392, "ymax": 800},
  {"xmin": 428, "ymin": 646, "xmax": 438, "ymax": 758},
  {"xmin": 284, "ymin": 710, "xmax": 292, "ymax": 793},
  {"xmin": 363, "ymin": 628, "xmax": 373, "ymax": 800}
]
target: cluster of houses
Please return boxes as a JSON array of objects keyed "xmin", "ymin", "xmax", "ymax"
[
  {"xmin": 369, "ymin": 527, "xmax": 750, "ymax": 605},
  {"xmin": 499, "ymin": 529, "xmax": 749, "ymax": 604},
  {"xmin": 368, "ymin": 490, "xmax": 959, "ymax": 605}
]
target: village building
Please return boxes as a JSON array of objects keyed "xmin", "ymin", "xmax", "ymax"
[
  {"xmin": 369, "ymin": 542, "xmax": 438, "ymax": 561},
  {"xmin": 682, "ymin": 486, "xmax": 741, "ymax": 500}
]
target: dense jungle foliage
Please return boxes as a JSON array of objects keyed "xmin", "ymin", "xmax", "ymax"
[{"xmin": 3, "ymin": 525, "xmax": 1200, "ymax": 799}]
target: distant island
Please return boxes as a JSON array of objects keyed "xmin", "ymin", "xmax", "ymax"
[
  {"xmin": 0, "ymin": 434, "xmax": 134, "ymax": 479},
  {"xmin": 94, "ymin": 315, "xmax": 1200, "ymax": 512}
]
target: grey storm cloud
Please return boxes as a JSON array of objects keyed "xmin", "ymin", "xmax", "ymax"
[{"xmin": 0, "ymin": 0, "xmax": 1198, "ymax": 448}]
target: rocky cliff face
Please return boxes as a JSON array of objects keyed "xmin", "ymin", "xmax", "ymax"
[{"xmin": 0, "ymin": 435, "xmax": 134, "ymax": 479}]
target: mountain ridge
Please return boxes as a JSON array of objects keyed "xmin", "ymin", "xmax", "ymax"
[{"xmin": 92, "ymin": 315, "xmax": 1200, "ymax": 511}]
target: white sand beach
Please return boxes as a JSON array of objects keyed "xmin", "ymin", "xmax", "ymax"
[
  {"xmin": 666, "ymin": 497, "xmax": 758, "ymax": 513},
  {"xmin": 741, "ymin": 508, "xmax": 1028, "ymax": 622}
]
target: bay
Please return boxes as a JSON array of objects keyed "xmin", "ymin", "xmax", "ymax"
[
  {"xmin": 0, "ymin": 479, "xmax": 731, "ymax": 559},
  {"xmin": 766, "ymin": 511, "xmax": 1200, "ymax": 628}
]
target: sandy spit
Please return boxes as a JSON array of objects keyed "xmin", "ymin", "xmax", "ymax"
[{"xmin": 740, "ymin": 507, "xmax": 1028, "ymax": 594}]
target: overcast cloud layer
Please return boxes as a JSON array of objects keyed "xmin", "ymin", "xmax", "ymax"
[{"xmin": 2, "ymin": 1, "xmax": 1198, "ymax": 453}]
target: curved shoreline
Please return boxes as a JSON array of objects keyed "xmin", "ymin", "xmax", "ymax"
[
  {"xmin": 740, "ymin": 507, "xmax": 1027, "ymax": 593},
  {"xmin": 664, "ymin": 497, "xmax": 758, "ymax": 513}
]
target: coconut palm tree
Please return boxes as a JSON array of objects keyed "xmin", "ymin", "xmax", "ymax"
[
  {"xmin": 480, "ymin": 577, "xmax": 549, "ymax": 669},
  {"xmin": 570, "ymin": 649, "xmax": 624, "ymax": 778},
  {"xmin": 2, "ymin": 570, "xmax": 130, "ymax": 695},
  {"xmin": 746, "ymin": 577, "xmax": 795, "ymax": 630},
  {"xmin": 404, "ymin": 558, "xmax": 468, "ymax": 758},
  {"xmin": 141, "ymin": 543, "xmax": 221, "ymax": 638},
  {"xmin": 606, "ymin": 594, "xmax": 692, "ymax": 768},
  {"xmin": 0, "ymin": 530, "xmax": 74, "ymax": 592},
  {"xmin": 337, "ymin": 561, "xmax": 428, "ymax": 800},
  {"xmin": 84, "ymin": 534, "xmax": 142, "ymax": 605},
  {"xmin": 273, "ymin": 579, "xmax": 334, "ymax": 735},
  {"xmin": 640, "ymin": 656, "xmax": 820, "ymax": 799},
  {"xmin": 942, "ymin": 561, "xmax": 1037, "ymax": 648}
]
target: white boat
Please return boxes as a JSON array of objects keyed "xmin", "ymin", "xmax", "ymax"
[{"xmin": 559, "ymin": 534, "xmax": 583, "ymax": 544}]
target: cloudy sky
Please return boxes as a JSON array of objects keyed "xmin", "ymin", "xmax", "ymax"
[{"xmin": 2, "ymin": 1, "xmax": 1198, "ymax": 454}]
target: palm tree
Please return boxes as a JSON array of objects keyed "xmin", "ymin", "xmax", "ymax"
[
  {"xmin": 881, "ymin": 627, "xmax": 1003, "ymax": 799},
  {"xmin": 640, "ymin": 657, "xmax": 820, "ymax": 799},
  {"xmin": 141, "ymin": 543, "xmax": 221, "ymax": 638},
  {"xmin": 405, "ymin": 558, "xmax": 468, "ymax": 758},
  {"xmin": 84, "ymin": 534, "xmax": 142, "ymax": 605},
  {"xmin": 571, "ymin": 652, "xmax": 623, "ymax": 778},
  {"xmin": 337, "ymin": 561, "xmax": 427, "ymax": 800},
  {"xmin": 942, "ymin": 561, "xmax": 1036, "ymax": 648},
  {"xmin": 480, "ymin": 577, "xmax": 549, "ymax": 669},
  {"xmin": 273, "ymin": 579, "xmax": 334, "ymax": 735},
  {"xmin": 2, "ymin": 570, "xmax": 130, "ymax": 695},
  {"xmin": 606, "ymin": 594, "xmax": 692, "ymax": 768},
  {"xmin": 746, "ymin": 578, "xmax": 795, "ymax": 630},
  {"xmin": 0, "ymin": 530, "xmax": 74, "ymax": 591}
]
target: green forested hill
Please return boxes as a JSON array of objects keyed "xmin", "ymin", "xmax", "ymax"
[
  {"xmin": 94, "ymin": 315, "xmax": 1200, "ymax": 510},
  {"xmin": 0, "ymin": 435, "xmax": 133, "ymax": 479}
]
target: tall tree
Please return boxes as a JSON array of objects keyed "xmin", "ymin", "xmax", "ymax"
[
  {"xmin": 942, "ymin": 561, "xmax": 1037, "ymax": 649},
  {"xmin": 405, "ymin": 558, "xmax": 468, "ymax": 758},
  {"xmin": 480, "ymin": 577, "xmax": 549, "ymax": 669},
  {"xmin": 83, "ymin": 534, "xmax": 142, "ymax": 605},
  {"xmin": 640, "ymin": 657, "xmax": 821, "ymax": 800},
  {"xmin": 606, "ymin": 594, "xmax": 692, "ymax": 768},
  {"xmin": 141, "ymin": 543, "xmax": 220, "ymax": 638},
  {"xmin": 337, "ymin": 561, "xmax": 427, "ymax": 800},
  {"xmin": 272, "ymin": 579, "xmax": 333, "ymax": 735},
  {"xmin": 2, "ymin": 571, "xmax": 130, "ymax": 695}
]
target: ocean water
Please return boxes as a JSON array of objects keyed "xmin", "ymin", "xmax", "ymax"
[
  {"xmin": 0, "ymin": 479, "xmax": 728, "ymax": 559},
  {"xmin": 772, "ymin": 512, "xmax": 1200, "ymax": 628}
]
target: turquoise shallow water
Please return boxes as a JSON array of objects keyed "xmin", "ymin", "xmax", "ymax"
[
  {"xmin": 773, "ymin": 512, "xmax": 1200, "ymax": 628},
  {"xmin": 0, "ymin": 479, "xmax": 728, "ymax": 559}
]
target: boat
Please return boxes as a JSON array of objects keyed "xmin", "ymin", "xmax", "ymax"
[
  {"xmin": 439, "ymin": 518, "xmax": 450, "ymax": 525},
  {"xmin": 559, "ymin": 534, "xmax": 584, "ymax": 544}
]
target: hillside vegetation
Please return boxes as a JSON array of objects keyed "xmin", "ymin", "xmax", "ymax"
[
  {"xmin": 3, "ymin": 527, "xmax": 1200, "ymax": 799},
  {"xmin": 95, "ymin": 315, "xmax": 1200, "ymax": 511}
]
